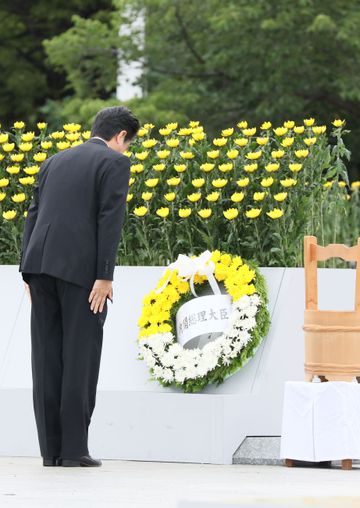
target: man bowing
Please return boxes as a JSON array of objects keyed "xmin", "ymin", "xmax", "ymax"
[{"xmin": 19, "ymin": 106, "xmax": 140, "ymax": 467}]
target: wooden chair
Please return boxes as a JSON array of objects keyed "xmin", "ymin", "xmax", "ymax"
[
  {"xmin": 286, "ymin": 235, "xmax": 360, "ymax": 470},
  {"xmin": 303, "ymin": 235, "xmax": 360, "ymax": 383}
]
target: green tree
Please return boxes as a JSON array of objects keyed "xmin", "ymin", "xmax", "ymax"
[
  {"xmin": 0, "ymin": 0, "xmax": 114, "ymax": 127},
  {"xmin": 43, "ymin": 0, "xmax": 360, "ymax": 177}
]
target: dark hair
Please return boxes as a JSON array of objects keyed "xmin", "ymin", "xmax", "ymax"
[{"xmin": 91, "ymin": 106, "xmax": 140, "ymax": 141}]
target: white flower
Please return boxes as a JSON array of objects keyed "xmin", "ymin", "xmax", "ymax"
[
  {"xmin": 162, "ymin": 368, "xmax": 174, "ymax": 382},
  {"xmin": 162, "ymin": 352, "xmax": 176, "ymax": 367}
]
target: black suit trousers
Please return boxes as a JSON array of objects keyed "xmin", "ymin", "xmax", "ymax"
[{"xmin": 27, "ymin": 273, "xmax": 108, "ymax": 458}]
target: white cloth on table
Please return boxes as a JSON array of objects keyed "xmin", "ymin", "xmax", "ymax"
[{"xmin": 280, "ymin": 381, "xmax": 360, "ymax": 461}]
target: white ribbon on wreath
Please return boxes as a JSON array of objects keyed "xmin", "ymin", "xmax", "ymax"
[{"xmin": 154, "ymin": 249, "xmax": 221, "ymax": 297}]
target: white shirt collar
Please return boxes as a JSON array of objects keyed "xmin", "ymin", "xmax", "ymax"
[{"xmin": 91, "ymin": 136, "xmax": 109, "ymax": 147}]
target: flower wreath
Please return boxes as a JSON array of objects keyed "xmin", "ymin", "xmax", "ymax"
[{"xmin": 136, "ymin": 250, "xmax": 270, "ymax": 393}]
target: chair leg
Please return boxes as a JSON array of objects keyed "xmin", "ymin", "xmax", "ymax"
[
  {"xmin": 342, "ymin": 459, "xmax": 352, "ymax": 470},
  {"xmin": 285, "ymin": 459, "xmax": 294, "ymax": 467}
]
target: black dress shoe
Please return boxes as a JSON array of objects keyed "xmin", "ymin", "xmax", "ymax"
[
  {"xmin": 43, "ymin": 456, "xmax": 62, "ymax": 466},
  {"xmin": 61, "ymin": 454, "xmax": 102, "ymax": 467}
]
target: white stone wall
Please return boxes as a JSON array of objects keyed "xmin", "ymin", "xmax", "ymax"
[{"xmin": 0, "ymin": 266, "xmax": 356, "ymax": 463}]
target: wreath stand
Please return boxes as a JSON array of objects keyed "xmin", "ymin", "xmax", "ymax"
[{"xmin": 281, "ymin": 235, "xmax": 360, "ymax": 471}]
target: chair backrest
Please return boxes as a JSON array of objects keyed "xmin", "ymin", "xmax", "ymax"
[{"xmin": 304, "ymin": 235, "xmax": 360, "ymax": 311}]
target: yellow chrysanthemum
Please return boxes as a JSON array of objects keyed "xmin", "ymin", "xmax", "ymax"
[
  {"xmin": 135, "ymin": 151, "xmax": 149, "ymax": 160},
  {"xmin": 23, "ymin": 166, "xmax": 40, "ymax": 176},
  {"xmin": 19, "ymin": 176, "xmax": 34, "ymax": 185},
  {"xmin": 21, "ymin": 132, "xmax": 35, "ymax": 142},
  {"xmin": 237, "ymin": 177, "xmax": 250, "ymax": 187},
  {"xmin": 246, "ymin": 151, "xmax": 262, "ymax": 160},
  {"xmin": 227, "ymin": 149, "xmax": 239, "ymax": 159},
  {"xmin": 294, "ymin": 125, "xmax": 305, "ymax": 134},
  {"xmin": 223, "ymin": 208, "xmax": 239, "ymax": 220},
  {"xmin": 265, "ymin": 163, "xmax": 280, "ymax": 172},
  {"xmin": 273, "ymin": 127, "xmax": 288, "ymax": 136},
  {"xmin": 126, "ymin": 193, "xmax": 133, "ymax": 202},
  {"xmin": 219, "ymin": 163, "xmax": 233, "ymax": 172},
  {"xmin": 142, "ymin": 138, "xmax": 158, "ymax": 148},
  {"xmin": 6, "ymin": 165, "xmax": 20, "ymax": 174},
  {"xmin": 11, "ymin": 193, "xmax": 26, "ymax": 203},
  {"xmin": 145, "ymin": 178, "xmax": 159, "ymax": 188},
  {"xmin": 230, "ymin": 192, "xmax": 244, "ymax": 203},
  {"xmin": 332, "ymin": 119, "xmax": 345, "ymax": 128},
  {"xmin": 166, "ymin": 138, "xmax": 180, "ymax": 147},
  {"xmin": 157, "ymin": 150, "xmax": 171, "ymax": 159},
  {"xmin": 19, "ymin": 142, "xmax": 32, "ymax": 152},
  {"xmin": 178, "ymin": 208, "xmax": 192, "ymax": 218},
  {"xmin": 2, "ymin": 210, "xmax": 17, "ymax": 220},
  {"xmin": 212, "ymin": 178, "xmax": 228, "ymax": 188},
  {"xmin": 180, "ymin": 151, "xmax": 195, "ymax": 159},
  {"xmin": 174, "ymin": 164, "xmax": 187, "ymax": 173},
  {"xmin": 274, "ymin": 192, "xmax": 288, "ymax": 202},
  {"xmin": 213, "ymin": 137, "xmax": 228, "ymax": 146},
  {"xmin": 256, "ymin": 137, "xmax": 269, "ymax": 146},
  {"xmin": 312, "ymin": 126, "xmax": 326, "ymax": 135},
  {"xmin": 142, "ymin": 192, "xmax": 153, "ymax": 201},
  {"xmin": 131, "ymin": 163, "xmax": 144, "ymax": 173},
  {"xmin": 0, "ymin": 133, "xmax": 9, "ymax": 143},
  {"xmin": 351, "ymin": 181, "xmax": 360, "ymax": 190},
  {"xmin": 289, "ymin": 163, "xmax": 303, "ymax": 172},
  {"xmin": 207, "ymin": 150, "xmax": 220, "ymax": 159},
  {"xmin": 243, "ymin": 127, "xmax": 256, "ymax": 136},
  {"xmin": 221, "ymin": 128, "xmax": 234, "ymax": 137},
  {"xmin": 261, "ymin": 177, "xmax": 274, "ymax": 187},
  {"xmin": 267, "ymin": 208, "xmax": 284, "ymax": 219},
  {"xmin": 260, "ymin": 121, "xmax": 272, "ymax": 130},
  {"xmin": 0, "ymin": 192, "xmax": 5, "ymax": 201},
  {"xmin": 11, "ymin": 154, "xmax": 24, "ymax": 162},
  {"xmin": 37, "ymin": 122, "xmax": 47, "ymax": 130},
  {"xmin": 192, "ymin": 178, "xmax": 205, "ymax": 188},
  {"xmin": 198, "ymin": 208, "xmax": 212, "ymax": 219},
  {"xmin": 41, "ymin": 141, "xmax": 52, "ymax": 150},
  {"xmin": 152, "ymin": 163, "xmax": 165, "ymax": 172},
  {"xmin": 137, "ymin": 127, "xmax": 148, "ymax": 137},
  {"xmin": 56, "ymin": 142, "xmax": 70, "ymax": 151},
  {"xmin": 284, "ymin": 121, "xmax": 295, "ymax": 129},
  {"xmin": 281, "ymin": 137, "xmax": 294, "ymax": 148},
  {"xmin": 237, "ymin": 121, "xmax": 248, "ymax": 129},
  {"xmin": 2, "ymin": 143, "xmax": 15, "ymax": 152},
  {"xmin": 178, "ymin": 128, "xmax": 193, "ymax": 136},
  {"xmin": 272, "ymin": 150, "xmax": 285, "ymax": 159},
  {"xmin": 156, "ymin": 207, "xmax": 170, "ymax": 218},
  {"xmin": 280, "ymin": 178, "xmax": 297, "ymax": 187},
  {"xmin": 63, "ymin": 123, "xmax": 81, "ymax": 132},
  {"xmin": 200, "ymin": 163, "xmax": 215, "ymax": 172},
  {"xmin": 14, "ymin": 121, "xmax": 25, "ymax": 129},
  {"xmin": 295, "ymin": 149, "xmax": 309, "ymax": 158},
  {"xmin": 66, "ymin": 132, "xmax": 80, "ymax": 142},
  {"xmin": 167, "ymin": 177, "xmax": 181, "ymax": 186},
  {"xmin": 187, "ymin": 192, "xmax": 201, "ymax": 202},
  {"xmin": 245, "ymin": 208, "xmax": 262, "ymax": 219},
  {"xmin": 304, "ymin": 118, "xmax": 315, "ymax": 126},
  {"xmin": 0, "ymin": 178, "xmax": 10, "ymax": 187},
  {"xmin": 206, "ymin": 192, "xmax": 220, "ymax": 202},
  {"xmin": 50, "ymin": 131, "xmax": 65, "ymax": 139},
  {"xmin": 244, "ymin": 163, "xmax": 258, "ymax": 173},
  {"xmin": 133, "ymin": 206, "xmax": 148, "ymax": 217},
  {"xmin": 304, "ymin": 137, "xmax": 317, "ymax": 146},
  {"xmin": 192, "ymin": 132, "xmax": 205, "ymax": 141},
  {"xmin": 253, "ymin": 192, "xmax": 266, "ymax": 201},
  {"xmin": 234, "ymin": 138, "xmax": 248, "ymax": 147},
  {"xmin": 164, "ymin": 192, "xmax": 176, "ymax": 202}
]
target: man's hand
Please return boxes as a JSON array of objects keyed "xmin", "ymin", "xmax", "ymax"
[
  {"xmin": 24, "ymin": 282, "xmax": 32, "ymax": 304},
  {"xmin": 89, "ymin": 279, "xmax": 113, "ymax": 314}
]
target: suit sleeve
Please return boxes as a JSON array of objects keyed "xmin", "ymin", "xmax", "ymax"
[
  {"xmin": 96, "ymin": 157, "xmax": 130, "ymax": 280},
  {"xmin": 19, "ymin": 159, "xmax": 49, "ymax": 272}
]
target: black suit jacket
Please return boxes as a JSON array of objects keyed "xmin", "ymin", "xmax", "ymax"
[{"xmin": 19, "ymin": 138, "xmax": 131, "ymax": 291}]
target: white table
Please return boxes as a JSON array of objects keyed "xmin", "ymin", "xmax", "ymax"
[{"xmin": 280, "ymin": 381, "xmax": 360, "ymax": 469}]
